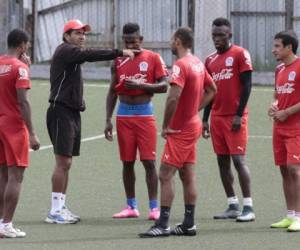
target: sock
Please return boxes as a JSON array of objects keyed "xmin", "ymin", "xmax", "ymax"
[
  {"xmin": 227, "ymin": 196, "xmax": 239, "ymax": 205},
  {"xmin": 127, "ymin": 198, "xmax": 137, "ymax": 209},
  {"xmin": 294, "ymin": 212, "xmax": 300, "ymax": 222},
  {"xmin": 0, "ymin": 222, "xmax": 12, "ymax": 229},
  {"xmin": 156, "ymin": 206, "xmax": 170, "ymax": 228},
  {"xmin": 287, "ymin": 210, "xmax": 295, "ymax": 219},
  {"xmin": 61, "ymin": 194, "xmax": 66, "ymax": 208},
  {"xmin": 182, "ymin": 204, "xmax": 195, "ymax": 228},
  {"xmin": 243, "ymin": 197, "xmax": 253, "ymax": 207},
  {"xmin": 149, "ymin": 199, "xmax": 158, "ymax": 210},
  {"xmin": 51, "ymin": 192, "xmax": 62, "ymax": 214}
]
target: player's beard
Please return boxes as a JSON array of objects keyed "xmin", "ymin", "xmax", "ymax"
[{"xmin": 171, "ymin": 47, "xmax": 178, "ymax": 56}]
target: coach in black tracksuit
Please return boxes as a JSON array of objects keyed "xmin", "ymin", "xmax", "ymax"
[{"xmin": 45, "ymin": 19, "xmax": 136, "ymax": 224}]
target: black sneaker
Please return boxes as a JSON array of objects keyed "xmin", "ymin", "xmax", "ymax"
[
  {"xmin": 236, "ymin": 206, "xmax": 255, "ymax": 222},
  {"xmin": 139, "ymin": 225, "xmax": 171, "ymax": 238},
  {"xmin": 213, "ymin": 204, "xmax": 241, "ymax": 219},
  {"xmin": 171, "ymin": 223, "xmax": 197, "ymax": 236}
]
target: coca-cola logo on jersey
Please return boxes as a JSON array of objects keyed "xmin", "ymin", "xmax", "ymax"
[
  {"xmin": 120, "ymin": 73, "xmax": 147, "ymax": 84},
  {"xmin": 276, "ymin": 83, "xmax": 295, "ymax": 94},
  {"xmin": 212, "ymin": 68, "xmax": 233, "ymax": 81}
]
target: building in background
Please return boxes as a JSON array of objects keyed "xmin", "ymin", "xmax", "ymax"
[
  {"xmin": 0, "ymin": 0, "xmax": 297, "ymax": 71},
  {"xmin": 0, "ymin": 0, "xmax": 25, "ymax": 54}
]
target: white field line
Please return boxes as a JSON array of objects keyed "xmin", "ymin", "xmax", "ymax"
[
  {"xmin": 29, "ymin": 132, "xmax": 116, "ymax": 152},
  {"xmin": 36, "ymin": 82, "xmax": 110, "ymax": 88},
  {"xmin": 252, "ymin": 88, "xmax": 273, "ymax": 92},
  {"xmin": 30, "ymin": 132, "xmax": 271, "ymax": 153},
  {"xmin": 249, "ymin": 135, "xmax": 272, "ymax": 139}
]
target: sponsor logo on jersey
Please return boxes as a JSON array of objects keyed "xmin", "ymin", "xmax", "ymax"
[
  {"xmin": 172, "ymin": 65, "xmax": 181, "ymax": 78},
  {"xmin": 120, "ymin": 73, "xmax": 147, "ymax": 84},
  {"xmin": 244, "ymin": 51, "xmax": 252, "ymax": 65},
  {"xmin": 288, "ymin": 71, "xmax": 296, "ymax": 81},
  {"xmin": 293, "ymin": 155, "xmax": 300, "ymax": 161},
  {"xmin": 18, "ymin": 67, "xmax": 29, "ymax": 80},
  {"xmin": 0, "ymin": 64, "xmax": 12, "ymax": 75},
  {"xmin": 139, "ymin": 61, "xmax": 148, "ymax": 72},
  {"xmin": 225, "ymin": 57, "xmax": 234, "ymax": 67},
  {"xmin": 276, "ymin": 83, "xmax": 295, "ymax": 94},
  {"xmin": 211, "ymin": 68, "xmax": 233, "ymax": 81},
  {"xmin": 164, "ymin": 153, "xmax": 170, "ymax": 160}
]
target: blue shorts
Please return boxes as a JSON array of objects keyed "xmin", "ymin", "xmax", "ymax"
[{"xmin": 117, "ymin": 102, "xmax": 153, "ymax": 116}]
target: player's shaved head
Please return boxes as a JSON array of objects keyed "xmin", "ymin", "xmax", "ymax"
[
  {"xmin": 7, "ymin": 29, "xmax": 29, "ymax": 49},
  {"xmin": 274, "ymin": 30, "xmax": 298, "ymax": 54},
  {"xmin": 123, "ymin": 23, "xmax": 141, "ymax": 36},
  {"xmin": 173, "ymin": 27, "xmax": 194, "ymax": 49},
  {"xmin": 211, "ymin": 18, "xmax": 232, "ymax": 53},
  {"xmin": 213, "ymin": 17, "xmax": 231, "ymax": 29}
]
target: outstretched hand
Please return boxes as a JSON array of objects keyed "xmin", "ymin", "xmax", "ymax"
[{"xmin": 122, "ymin": 49, "xmax": 141, "ymax": 60}]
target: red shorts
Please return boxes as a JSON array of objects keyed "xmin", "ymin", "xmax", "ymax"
[
  {"xmin": 0, "ymin": 121, "xmax": 29, "ymax": 168},
  {"xmin": 273, "ymin": 127, "xmax": 300, "ymax": 166},
  {"xmin": 210, "ymin": 114, "xmax": 248, "ymax": 155},
  {"xmin": 116, "ymin": 116, "xmax": 157, "ymax": 161},
  {"xmin": 161, "ymin": 122, "xmax": 202, "ymax": 168}
]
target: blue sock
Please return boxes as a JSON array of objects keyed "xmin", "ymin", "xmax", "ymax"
[
  {"xmin": 127, "ymin": 198, "xmax": 137, "ymax": 209},
  {"xmin": 149, "ymin": 199, "xmax": 158, "ymax": 209}
]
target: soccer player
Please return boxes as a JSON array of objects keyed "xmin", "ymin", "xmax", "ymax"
[
  {"xmin": 269, "ymin": 30, "xmax": 300, "ymax": 232},
  {"xmin": 46, "ymin": 19, "xmax": 136, "ymax": 224},
  {"xmin": 0, "ymin": 29, "xmax": 40, "ymax": 238},
  {"xmin": 104, "ymin": 23, "xmax": 168, "ymax": 220},
  {"xmin": 139, "ymin": 27, "xmax": 216, "ymax": 237},
  {"xmin": 202, "ymin": 17, "xmax": 255, "ymax": 222}
]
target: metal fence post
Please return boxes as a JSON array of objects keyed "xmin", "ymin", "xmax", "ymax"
[
  {"xmin": 32, "ymin": 0, "xmax": 38, "ymax": 63},
  {"xmin": 286, "ymin": 0, "xmax": 294, "ymax": 30},
  {"xmin": 113, "ymin": 0, "xmax": 118, "ymax": 49},
  {"xmin": 0, "ymin": 1, "xmax": 8, "ymax": 53}
]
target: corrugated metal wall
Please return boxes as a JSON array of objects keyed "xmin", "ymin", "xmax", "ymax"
[
  {"xmin": 35, "ymin": 0, "xmax": 188, "ymax": 65},
  {"xmin": 194, "ymin": 0, "xmax": 228, "ymax": 59},
  {"xmin": 294, "ymin": 0, "xmax": 300, "ymax": 35},
  {"xmin": 229, "ymin": 0, "xmax": 286, "ymax": 70},
  {"xmin": 32, "ymin": 0, "xmax": 297, "ymax": 70},
  {"xmin": 0, "ymin": 0, "xmax": 24, "ymax": 54}
]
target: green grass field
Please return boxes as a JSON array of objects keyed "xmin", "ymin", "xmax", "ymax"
[{"xmin": 1, "ymin": 80, "xmax": 300, "ymax": 250}]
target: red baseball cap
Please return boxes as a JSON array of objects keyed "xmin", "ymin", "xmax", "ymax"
[{"xmin": 63, "ymin": 19, "xmax": 91, "ymax": 33}]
